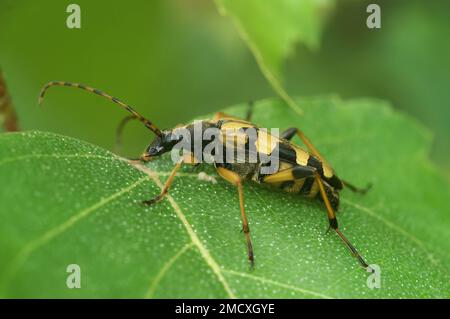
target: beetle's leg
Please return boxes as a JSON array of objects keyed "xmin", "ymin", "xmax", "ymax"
[
  {"xmin": 263, "ymin": 166, "xmax": 370, "ymax": 270},
  {"xmin": 281, "ymin": 127, "xmax": 328, "ymax": 165},
  {"xmin": 183, "ymin": 151, "xmax": 201, "ymax": 170},
  {"xmin": 314, "ymin": 174, "xmax": 371, "ymax": 270},
  {"xmin": 212, "ymin": 101, "xmax": 254, "ymax": 122},
  {"xmin": 281, "ymin": 127, "xmax": 370, "ymax": 194},
  {"xmin": 212, "ymin": 112, "xmax": 239, "ymax": 121},
  {"xmin": 216, "ymin": 166, "xmax": 254, "ymax": 267},
  {"xmin": 341, "ymin": 179, "xmax": 372, "ymax": 194},
  {"xmin": 245, "ymin": 100, "xmax": 254, "ymax": 121},
  {"xmin": 143, "ymin": 159, "xmax": 183, "ymax": 205}
]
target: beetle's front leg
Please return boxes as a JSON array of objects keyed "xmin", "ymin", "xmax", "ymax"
[{"xmin": 142, "ymin": 159, "xmax": 183, "ymax": 205}]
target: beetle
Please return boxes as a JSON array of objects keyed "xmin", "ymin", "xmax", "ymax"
[{"xmin": 39, "ymin": 81, "xmax": 372, "ymax": 271}]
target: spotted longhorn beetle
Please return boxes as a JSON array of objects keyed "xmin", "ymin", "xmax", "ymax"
[{"xmin": 39, "ymin": 81, "xmax": 372, "ymax": 271}]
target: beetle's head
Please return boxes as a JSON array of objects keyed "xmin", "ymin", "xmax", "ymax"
[{"xmin": 141, "ymin": 131, "xmax": 178, "ymax": 161}]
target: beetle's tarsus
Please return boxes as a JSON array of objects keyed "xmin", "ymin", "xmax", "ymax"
[{"xmin": 142, "ymin": 194, "xmax": 163, "ymax": 206}]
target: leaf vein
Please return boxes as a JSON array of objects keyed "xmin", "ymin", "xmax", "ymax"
[
  {"xmin": 151, "ymin": 169, "xmax": 448, "ymax": 271},
  {"xmin": 144, "ymin": 242, "xmax": 194, "ymax": 298},
  {"xmin": 131, "ymin": 163, "xmax": 237, "ymax": 299},
  {"xmin": 0, "ymin": 154, "xmax": 113, "ymax": 167},
  {"xmin": 0, "ymin": 175, "xmax": 149, "ymax": 296},
  {"xmin": 342, "ymin": 198, "xmax": 448, "ymax": 269},
  {"xmin": 223, "ymin": 269, "xmax": 333, "ymax": 299}
]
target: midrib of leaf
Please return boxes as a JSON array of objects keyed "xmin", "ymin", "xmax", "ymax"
[{"xmin": 131, "ymin": 163, "xmax": 237, "ymax": 299}]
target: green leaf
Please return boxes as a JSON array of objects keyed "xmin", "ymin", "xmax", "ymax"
[
  {"xmin": 0, "ymin": 97, "xmax": 449, "ymax": 298},
  {"xmin": 215, "ymin": 0, "xmax": 335, "ymax": 115}
]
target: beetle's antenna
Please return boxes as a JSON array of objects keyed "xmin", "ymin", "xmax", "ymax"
[
  {"xmin": 38, "ymin": 81, "xmax": 162, "ymax": 137},
  {"xmin": 115, "ymin": 115, "xmax": 137, "ymax": 154}
]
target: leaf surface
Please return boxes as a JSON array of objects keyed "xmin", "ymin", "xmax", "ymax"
[{"xmin": 0, "ymin": 97, "xmax": 449, "ymax": 298}]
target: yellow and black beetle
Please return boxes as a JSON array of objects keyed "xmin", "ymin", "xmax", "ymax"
[{"xmin": 39, "ymin": 81, "xmax": 372, "ymax": 271}]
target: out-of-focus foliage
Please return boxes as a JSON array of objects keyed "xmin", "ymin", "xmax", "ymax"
[
  {"xmin": 215, "ymin": 0, "xmax": 335, "ymax": 114},
  {"xmin": 284, "ymin": 1, "xmax": 450, "ymax": 173}
]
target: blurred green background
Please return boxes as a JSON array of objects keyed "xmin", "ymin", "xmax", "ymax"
[{"xmin": 1, "ymin": 0, "xmax": 449, "ymax": 173}]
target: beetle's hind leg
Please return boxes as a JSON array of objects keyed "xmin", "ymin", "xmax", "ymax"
[
  {"xmin": 263, "ymin": 165, "xmax": 371, "ymax": 270},
  {"xmin": 315, "ymin": 174, "xmax": 371, "ymax": 270},
  {"xmin": 281, "ymin": 127, "xmax": 329, "ymax": 166},
  {"xmin": 281, "ymin": 127, "xmax": 371, "ymax": 194}
]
